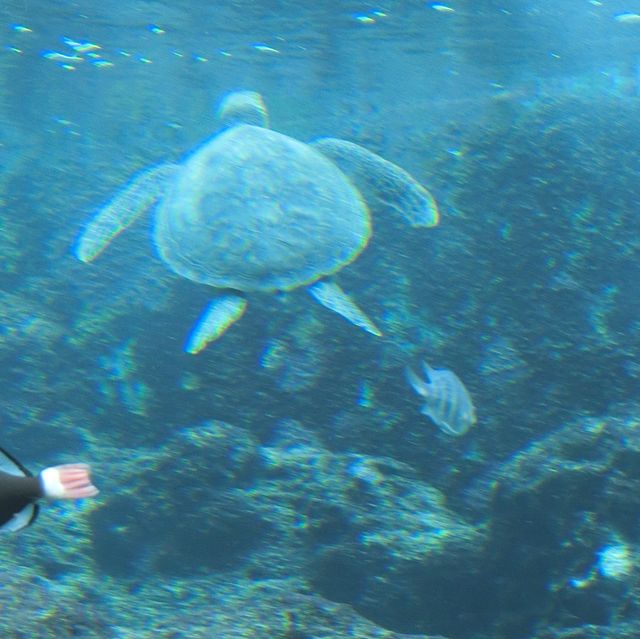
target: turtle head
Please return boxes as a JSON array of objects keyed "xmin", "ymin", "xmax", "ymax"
[{"xmin": 216, "ymin": 90, "xmax": 269, "ymax": 129}]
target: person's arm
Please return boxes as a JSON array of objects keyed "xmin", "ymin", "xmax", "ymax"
[
  {"xmin": 38, "ymin": 464, "xmax": 99, "ymax": 500},
  {"xmin": 0, "ymin": 463, "xmax": 98, "ymax": 530}
]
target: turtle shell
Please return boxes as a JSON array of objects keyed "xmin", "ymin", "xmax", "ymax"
[{"xmin": 153, "ymin": 125, "xmax": 371, "ymax": 292}]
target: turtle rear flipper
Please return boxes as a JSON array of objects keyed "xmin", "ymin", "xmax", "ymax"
[
  {"xmin": 75, "ymin": 162, "xmax": 179, "ymax": 263},
  {"xmin": 185, "ymin": 294, "xmax": 248, "ymax": 354},
  {"xmin": 308, "ymin": 280, "xmax": 382, "ymax": 337},
  {"xmin": 312, "ymin": 137, "xmax": 439, "ymax": 229}
]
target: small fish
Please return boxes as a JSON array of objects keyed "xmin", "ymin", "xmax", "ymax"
[
  {"xmin": 252, "ymin": 44, "xmax": 280, "ymax": 54},
  {"xmin": 42, "ymin": 51, "xmax": 83, "ymax": 63},
  {"xmin": 406, "ymin": 361, "xmax": 476, "ymax": 436},
  {"xmin": 431, "ymin": 3, "xmax": 455, "ymax": 13},
  {"xmin": 62, "ymin": 37, "xmax": 101, "ymax": 53},
  {"xmin": 615, "ymin": 12, "xmax": 640, "ymax": 23}
]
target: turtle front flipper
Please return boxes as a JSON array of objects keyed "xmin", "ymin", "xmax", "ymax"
[
  {"xmin": 311, "ymin": 137, "xmax": 439, "ymax": 229},
  {"xmin": 185, "ymin": 294, "xmax": 248, "ymax": 354},
  {"xmin": 308, "ymin": 280, "xmax": 382, "ymax": 337},
  {"xmin": 75, "ymin": 163, "xmax": 180, "ymax": 262}
]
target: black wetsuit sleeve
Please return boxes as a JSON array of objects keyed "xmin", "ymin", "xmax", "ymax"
[{"xmin": 0, "ymin": 470, "xmax": 43, "ymax": 526}]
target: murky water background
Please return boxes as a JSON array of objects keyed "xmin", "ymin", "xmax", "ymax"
[{"xmin": 3, "ymin": 1, "xmax": 640, "ymax": 638}]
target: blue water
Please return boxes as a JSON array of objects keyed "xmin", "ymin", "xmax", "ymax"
[{"xmin": 3, "ymin": 1, "xmax": 640, "ymax": 638}]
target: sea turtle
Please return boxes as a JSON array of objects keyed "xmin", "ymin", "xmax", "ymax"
[{"xmin": 75, "ymin": 90, "xmax": 438, "ymax": 354}]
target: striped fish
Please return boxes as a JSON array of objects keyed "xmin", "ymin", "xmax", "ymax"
[{"xmin": 406, "ymin": 361, "xmax": 476, "ymax": 436}]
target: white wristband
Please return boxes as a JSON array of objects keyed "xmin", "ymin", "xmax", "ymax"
[{"xmin": 40, "ymin": 467, "xmax": 66, "ymax": 499}]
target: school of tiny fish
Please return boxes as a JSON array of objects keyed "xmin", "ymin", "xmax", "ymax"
[{"xmin": 406, "ymin": 361, "xmax": 477, "ymax": 437}]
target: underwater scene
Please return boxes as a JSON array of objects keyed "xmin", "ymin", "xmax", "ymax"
[{"xmin": 3, "ymin": 0, "xmax": 640, "ymax": 637}]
